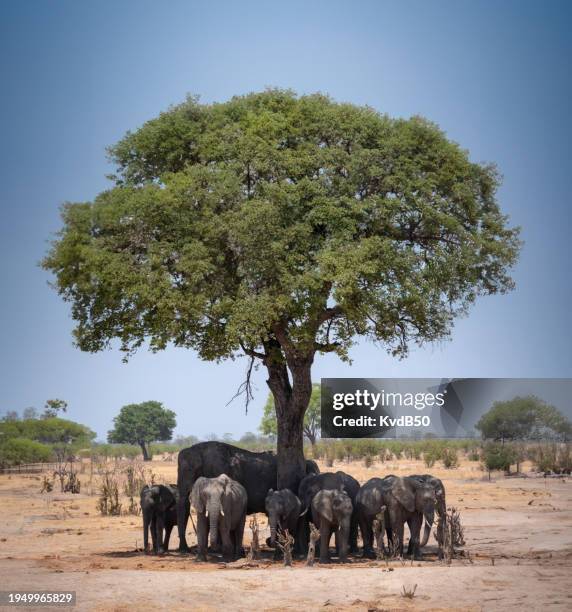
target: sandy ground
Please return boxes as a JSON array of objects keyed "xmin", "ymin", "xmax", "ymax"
[{"xmin": 1, "ymin": 457, "xmax": 571, "ymax": 611}]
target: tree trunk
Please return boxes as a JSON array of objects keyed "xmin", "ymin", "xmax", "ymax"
[
  {"xmin": 139, "ymin": 441, "xmax": 151, "ymax": 461},
  {"xmin": 265, "ymin": 343, "xmax": 313, "ymax": 492}
]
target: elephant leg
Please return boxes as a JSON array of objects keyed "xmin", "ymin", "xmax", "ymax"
[
  {"xmin": 409, "ymin": 515, "xmax": 423, "ymax": 560},
  {"xmin": 359, "ymin": 513, "xmax": 375, "ymax": 559},
  {"xmin": 234, "ymin": 516, "xmax": 246, "ymax": 559},
  {"xmin": 150, "ymin": 516, "xmax": 158, "ymax": 554},
  {"xmin": 195, "ymin": 513, "xmax": 208, "ymax": 561},
  {"xmin": 385, "ymin": 526, "xmax": 393, "ymax": 555},
  {"xmin": 289, "ymin": 517, "xmax": 302, "ymax": 558},
  {"xmin": 142, "ymin": 509, "xmax": 151, "ymax": 553},
  {"xmin": 220, "ymin": 526, "xmax": 233, "ymax": 562},
  {"xmin": 299, "ymin": 516, "xmax": 310, "ymax": 556},
  {"xmin": 163, "ymin": 523, "xmax": 174, "ymax": 552},
  {"xmin": 177, "ymin": 494, "xmax": 190, "ymax": 552},
  {"xmin": 156, "ymin": 514, "xmax": 166, "ymax": 554},
  {"xmin": 336, "ymin": 527, "xmax": 349, "ymax": 563},
  {"xmin": 319, "ymin": 524, "xmax": 331, "ymax": 564},
  {"xmin": 393, "ymin": 521, "xmax": 405, "ymax": 558},
  {"xmin": 349, "ymin": 512, "xmax": 359, "ymax": 554}
]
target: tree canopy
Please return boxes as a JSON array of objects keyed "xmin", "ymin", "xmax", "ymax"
[
  {"xmin": 260, "ymin": 382, "xmax": 321, "ymax": 446},
  {"xmin": 0, "ymin": 416, "xmax": 96, "ymax": 465},
  {"xmin": 107, "ymin": 401, "xmax": 176, "ymax": 460},
  {"xmin": 43, "ymin": 90, "xmax": 520, "ymax": 488},
  {"xmin": 476, "ymin": 395, "xmax": 572, "ymax": 442}
]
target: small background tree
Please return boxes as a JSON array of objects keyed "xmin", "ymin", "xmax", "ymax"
[
  {"xmin": 476, "ymin": 396, "xmax": 571, "ymax": 443},
  {"xmin": 260, "ymin": 383, "xmax": 321, "ymax": 454},
  {"xmin": 107, "ymin": 401, "xmax": 176, "ymax": 461}
]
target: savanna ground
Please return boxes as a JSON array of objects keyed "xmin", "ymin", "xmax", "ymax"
[{"xmin": 1, "ymin": 456, "xmax": 571, "ymax": 611}]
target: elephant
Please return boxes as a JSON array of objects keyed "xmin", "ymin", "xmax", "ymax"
[
  {"xmin": 409, "ymin": 474, "xmax": 447, "ymax": 555},
  {"xmin": 297, "ymin": 471, "xmax": 360, "ymax": 554},
  {"xmin": 355, "ymin": 476, "xmax": 395, "ymax": 558},
  {"xmin": 177, "ymin": 441, "xmax": 319, "ymax": 551},
  {"xmin": 140, "ymin": 484, "xmax": 178, "ymax": 554},
  {"xmin": 385, "ymin": 475, "xmax": 437, "ymax": 558},
  {"xmin": 265, "ymin": 488, "xmax": 302, "ymax": 558},
  {"xmin": 190, "ymin": 474, "xmax": 247, "ymax": 562},
  {"xmin": 311, "ymin": 488, "xmax": 353, "ymax": 563}
]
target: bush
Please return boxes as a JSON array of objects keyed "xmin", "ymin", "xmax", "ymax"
[
  {"xmin": 442, "ymin": 448, "xmax": 459, "ymax": 469},
  {"xmin": 0, "ymin": 438, "xmax": 53, "ymax": 466},
  {"xmin": 423, "ymin": 447, "xmax": 441, "ymax": 468},
  {"xmin": 468, "ymin": 449, "xmax": 480, "ymax": 461},
  {"xmin": 482, "ymin": 442, "xmax": 516, "ymax": 477}
]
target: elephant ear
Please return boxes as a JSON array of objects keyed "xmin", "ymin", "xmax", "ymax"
[
  {"xmin": 191, "ymin": 477, "xmax": 207, "ymax": 514},
  {"xmin": 391, "ymin": 478, "xmax": 415, "ymax": 513}
]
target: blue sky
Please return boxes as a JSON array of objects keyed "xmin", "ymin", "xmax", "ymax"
[{"xmin": 1, "ymin": 0, "xmax": 571, "ymax": 440}]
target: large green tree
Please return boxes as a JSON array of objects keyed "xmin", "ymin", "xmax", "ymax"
[
  {"xmin": 107, "ymin": 401, "xmax": 176, "ymax": 460},
  {"xmin": 43, "ymin": 90, "xmax": 520, "ymax": 489}
]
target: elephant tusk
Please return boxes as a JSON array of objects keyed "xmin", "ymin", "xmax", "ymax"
[
  {"xmin": 220, "ymin": 508, "xmax": 224, "ymax": 517},
  {"xmin": 205, "ymin": 510, "xmax": 208, "ymax": 518}
]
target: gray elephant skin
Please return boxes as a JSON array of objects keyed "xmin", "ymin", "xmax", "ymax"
[
  {"xmin": 311, "ymin": 488, "xmax": 353, "ymax": 563},
  {"xmin": 298, "ymin": 470, "xmax": 360, "ymax": 554},
  {"xmin": 356, "ymin": 475, "xmax": 436, "ymax": 559},
  {"xmin": 190, "ymin": 474, "xmax": 247, "ymax": 562},
  {"xmin": 140, "ymin": 484, "xmax": 178, "ymax": 554},
  {"xmin": 409, "ymin": 473, "xmax": 446, "ymax": 555},
  {"xmin": 177, "ymin": 441, "xmax": 319, "ymax": 551},
  {"xmin": 265, "ymin": 488, "xmax": 302, "ymax": 557}
]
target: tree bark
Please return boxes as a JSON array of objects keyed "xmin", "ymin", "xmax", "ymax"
[
  {"xmin": 264, "ymin": 339, "xmax": 313, "ymax": 491},
  {"xmin": 139, "ymin": 441, "xmax": 151, "ymax": 461}
]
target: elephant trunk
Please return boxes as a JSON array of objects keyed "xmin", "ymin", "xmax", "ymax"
[
  {"xmin": 208, "ymin": 500, "xmax": 220, "ymax": 549},
  {"xmin": 420, "ymin": 508, "xmax": 434, "ymax": 547},
  {"xmin": 269, "ymin": 517, "xmax": 278, "ymax": 548}
]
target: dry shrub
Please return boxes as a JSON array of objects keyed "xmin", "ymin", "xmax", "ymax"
[
  {"xmin": 306, "ymin": 522, "xmax": 320, "ymax": 567},
  {"xmin": 442, "ymin": 448, "xmax": 459, "ymax": 469},
  {"xmin": 401, "ymin": 584, "xmax": 417, "ymax": 599},
  {"xmin": 247, "ymin": 516, "xmax": 260, "ymax": 561},
  {"xmin": 40, "ymin": 474, "xmax": 53, "ymax": 493},
  {"xmin": 276, "ymin": 529, "xmax": 294, "ymax": 566},
  {"xmin": 363, "ymin": 454, "xmax": 374, "ymax": 468},
  {"xmin": 436, "ymin": 507, "xmax": 465, "ymax": 563},
  {"xmin": 123, "ymin": 461, "xmax": 147, "ymax": 515},
  {"xmin": 96, "ymin": 467, "xmax": 122, "ymax": 516}
]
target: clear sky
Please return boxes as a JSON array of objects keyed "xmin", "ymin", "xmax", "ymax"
[{"xmin": 1, "ymin": 0, "xmax": 571, "ymax": 440}]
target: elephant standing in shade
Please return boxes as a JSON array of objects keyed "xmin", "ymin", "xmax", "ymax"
[
  {"xmin": 265, "ymin": 489, "xmax": 302, "ymax": 558},
  {"xmin": 298, "ymin": 471, "xmax": 360, "ymax": 554},
  {"xmin": 311, "ymin": 488, "xmax": 353, "ymax": 563},
  {"xmin": 386, "ymin": 475, "xmax": 437, "ymax": 558},
  {"xmin": 177, "ymin": 441, "xmax": 319, "ymax": 552},
  {"xmin": 355, "ymin": 477, "xmax": 392, "ymax": 559},
  {"xmin": 190, "ymin": 474, "xmax": 247, "ymax": 562},
  {"xmin": 140, "ymin": 484, "xmax": 179, "ymax": 554}
]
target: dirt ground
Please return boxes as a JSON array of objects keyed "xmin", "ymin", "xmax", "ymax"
[{"xmin": 1, "ymin": 457, "xmax": 571, "ymax": 611}]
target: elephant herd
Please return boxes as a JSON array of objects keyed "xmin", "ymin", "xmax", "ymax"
[{"xmin": 140, "ymin": 441, "xmax": 446, "ymax": 564}]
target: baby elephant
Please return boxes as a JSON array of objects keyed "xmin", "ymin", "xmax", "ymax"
[
  {"xmin": 311, "ymin": 488, "xmax": 353, "ymax": 563},
  {"xmin": 265, "ymin": 488, "xmax": 302, "ymax": 558},
  {"xmin": 140, "ymin": 484, "xmax": 179, "ymax": 554},
  {"xmin": 190, "ymin": 474, "xmax": 247, "ymax": 562}
]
